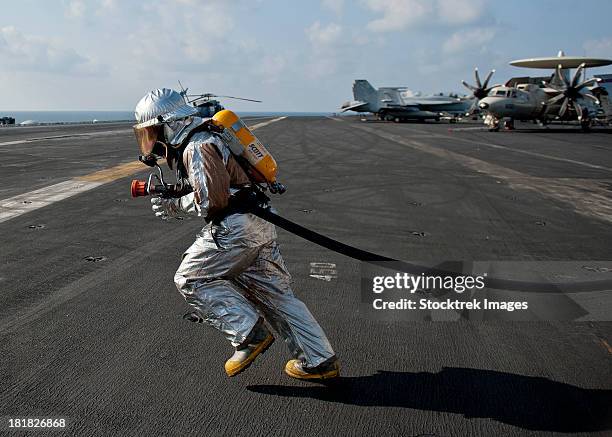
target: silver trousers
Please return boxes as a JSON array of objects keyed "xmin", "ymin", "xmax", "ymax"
[{"xmin": 174, "ymin": 214, "xmax": 335, "ymax": 368}]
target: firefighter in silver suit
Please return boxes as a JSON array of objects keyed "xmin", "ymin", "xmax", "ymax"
[{"xmin": 133, "ymin": 88, "xmax": 339, "ymax": 380}]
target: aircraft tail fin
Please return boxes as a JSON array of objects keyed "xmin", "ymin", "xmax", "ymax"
[{"xmin": 353, "ymin": 80, "xmax": 377, "ymax": 104}]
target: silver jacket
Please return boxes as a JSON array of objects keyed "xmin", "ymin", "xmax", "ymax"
[{"xmin": 173, "ymin": 132, "xmax": 336, "ymax": 368}]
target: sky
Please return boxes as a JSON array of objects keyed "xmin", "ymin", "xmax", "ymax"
[{"xmin": 1, "ymin": 0, "xmax": 611, "ymax": 112}]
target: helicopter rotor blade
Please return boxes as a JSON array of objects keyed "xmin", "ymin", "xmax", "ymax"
[
  {"xmin": 177, "ymin": 80, "xmax": 190, "ymax": 100},
  {"xmin": 186, "ymin": 93, "xmax": 262, "ymax": 103},
  {"xmin": 215, "ymin": 95, "xmax": 263, "ymax": 103}
]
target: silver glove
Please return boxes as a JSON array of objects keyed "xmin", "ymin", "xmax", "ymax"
[{"xmin": 150, "ymin": 192, "xmax": 196, "ymax": 220}]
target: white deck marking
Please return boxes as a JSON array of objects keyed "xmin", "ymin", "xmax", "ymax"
[
  {"xmin": 404, "ymin": 125, "xmax": 612, "ymax": 172},
  {"xmin": 248, "ymin": 116, "xmax": 286, "ymax": 130},
  {"xmin": 0, "ymin": 180, "xmax": 103, "ymax": 223},
  {"xmin": 451, "ymin": 136, "xmax": 612, "ymax": 172},
  {"xmin": 447, "ymin": 126, "xmax": 489, "ymax": 131},
  {"xmin": 347, "ymin": 121, "xmax": 612, "ymax": 225},
  {"xmin": 309, "ymin": 262, "xmax": 337, "ymax": 281},
  {"xmin": 0, "ymin": 129, "xmax": 133, "ymax": 146},
  {"xmin": 240, "ymin": 116, "xmax": 278, "ymax": 121},
  {"xmin": 0, "ymin": 117, "xmax": 286, "ymax": 223}
]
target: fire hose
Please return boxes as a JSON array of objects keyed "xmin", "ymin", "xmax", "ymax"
[{"xmin": 131, "ymin": 170, "xmax": 612, "ymax": 294}]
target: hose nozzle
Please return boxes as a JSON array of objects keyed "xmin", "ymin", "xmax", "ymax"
[{"xmin": 131, "ymin": 180, "xmax": 148, "ymax": 198}]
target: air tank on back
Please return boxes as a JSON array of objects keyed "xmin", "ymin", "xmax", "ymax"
[{"xmin": 212, "ymin": 109, "xmax": 285, "ymax": 193}]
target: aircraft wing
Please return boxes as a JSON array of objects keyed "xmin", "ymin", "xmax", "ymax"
[
  {"xmin": 340, "ymin": 100, "xmax": 368, "ymax": 112},
  {"xmin": 410, "ymin": 99, "xmax": 461, "ymax": 106},
  {"xmin": 404, "ymin": 97, "xmax": 469, "ymax": 115}
]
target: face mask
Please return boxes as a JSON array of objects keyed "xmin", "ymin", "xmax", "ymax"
[{"xmin": 133, "ymin": 124, "xmax": 162, "ymax": 156}]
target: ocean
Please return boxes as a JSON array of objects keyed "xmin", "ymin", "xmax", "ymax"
[{"xmin": 1, "ymin": 111, "xmax": 333, "ymax": 124}]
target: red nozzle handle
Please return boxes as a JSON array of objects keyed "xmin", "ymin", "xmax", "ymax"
[{"xmin": 131, "ymin": 180, "xmax": 148, "ymax": 198}]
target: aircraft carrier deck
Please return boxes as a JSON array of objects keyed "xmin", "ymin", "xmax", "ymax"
[{"xmin": 1, "ymin": 117, "xmax": 611, "ymax": 436}]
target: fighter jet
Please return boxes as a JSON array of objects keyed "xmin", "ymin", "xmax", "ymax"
[
  {"xmin": 477, "ymin": 51, "xmax": 612, "ymax": 131},
  {"xmin": 340, "ymin": 80, "xmax": 472, "ymax": 122}
]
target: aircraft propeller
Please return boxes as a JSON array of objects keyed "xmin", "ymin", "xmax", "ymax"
[
  {"xmin": 462, "ymin": 68, "xmax": 497, "ymax": 100},
  {"xmin": 543, "ymin": 63, "xmax": 600, "ymax": 119}
]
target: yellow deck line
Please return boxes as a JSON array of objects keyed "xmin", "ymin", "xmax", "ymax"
[{"xmin": 76, "ymin": 161, "xmax": 147, "ymax": 182}]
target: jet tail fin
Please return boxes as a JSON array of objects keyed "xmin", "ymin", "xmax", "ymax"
[{"xmin": 353, "ymin": 80, "xmax": 377, "ymax": 104}]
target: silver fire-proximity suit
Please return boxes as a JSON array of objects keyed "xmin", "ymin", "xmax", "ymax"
[{"xmin": 134, "ymin": 89, "xmax": 336, "ymax": 369}]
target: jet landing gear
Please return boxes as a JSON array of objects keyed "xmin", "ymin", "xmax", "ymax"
[
  {"xmin": 579, "ymin": 108, "xmax": 592, "ymax": 132},
  {"xmin": 484, "ymin": 115, "xmax": 514, "ymax": 131},
  {"xmin": 384, "ymin": 114, "xmax": 407, "ymax": 123},
  {"xmin": 484, "ymin": 114, "xmax": 500, "ymax": 132},
  {"xmin": 580, "ymin": 118, "xmax": 592, "ymax": 132},
  {"xmin": 377, "ymin": 111, "xmax": 395, "ymax": 122}
]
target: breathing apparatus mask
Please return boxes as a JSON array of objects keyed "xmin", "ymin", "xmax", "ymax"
[{"xmin": 133, "ymin": 116, "xmax": 196, "ymax": 168}]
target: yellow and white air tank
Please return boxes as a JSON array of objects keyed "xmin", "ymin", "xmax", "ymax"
[{"xmin": 212, "ymin": 109, "xmax": 285, "ymax": 193}]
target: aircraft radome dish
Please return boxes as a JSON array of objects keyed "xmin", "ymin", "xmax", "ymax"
[{"xmin": 510, "ymin": 56, "xmax": 612, "ymax": 69}]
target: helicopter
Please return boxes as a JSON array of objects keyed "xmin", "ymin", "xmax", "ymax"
[{"xmin": 178, "ymin": 81, "xmax": 262, "ymax": 117}]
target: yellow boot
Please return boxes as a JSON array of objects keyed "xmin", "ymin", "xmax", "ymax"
[
  {"xmin": 225, "ymin": 324, "xmax": 274, "ymax": 377},
  {"xmin": 284, "ymin": 357, "xmax": 340, "ymax": 380}
]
